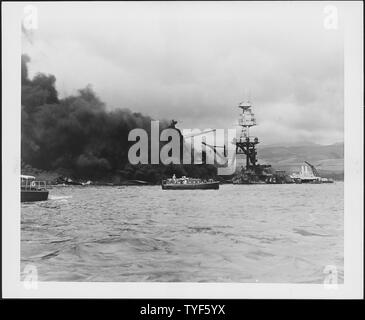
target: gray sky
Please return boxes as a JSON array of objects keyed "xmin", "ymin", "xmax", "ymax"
[{"xmin": 22, "ymin": 2, "xmax": 344, "ymax": 145}]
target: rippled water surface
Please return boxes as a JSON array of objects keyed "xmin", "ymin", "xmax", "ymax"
[{"xmin": 21, "ymin": 183, "xmax": 344, "ymax": 282}]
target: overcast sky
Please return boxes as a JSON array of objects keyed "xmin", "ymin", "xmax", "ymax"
[{"xmin": 22, "ymin": 2, "xmax": 344, "ymax": 145}]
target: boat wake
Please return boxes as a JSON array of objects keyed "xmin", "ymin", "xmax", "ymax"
[{"xmin": 49, "ymin": 195, "xmax": 73, "ymax": 200}]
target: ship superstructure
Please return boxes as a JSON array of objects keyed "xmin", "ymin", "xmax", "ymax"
[
  {"xmin": 233, "ymin": 100, "xmax": 272, "ymax": 184},
  {"xmin": 235, "ymin": 100, "xmax": 259, "ymax": 169}
]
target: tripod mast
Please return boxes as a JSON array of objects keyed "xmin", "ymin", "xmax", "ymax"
[{"xmin": 236, "ymin": 100, "xmax": 259, "ymax": 170}]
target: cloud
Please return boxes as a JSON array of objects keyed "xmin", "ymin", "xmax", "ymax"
[{"xmin": 22, "ymin": 2, "xmax": 344, "ymax": 145}]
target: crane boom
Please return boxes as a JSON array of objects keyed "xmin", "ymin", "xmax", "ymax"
[
  {"xmin": 202, "ymin": 142, "xmax": 227, "ymax": 159},
  {"xmin": 182, "ymin": 129, "xmax": 217, "ymax": 139},
  {"xmin": 304, "ymin": 161, "xmax": 319, "ymax": 177}
]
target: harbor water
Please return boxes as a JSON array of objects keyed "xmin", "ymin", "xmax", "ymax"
[{"xmin": 21, "ymin": 183, "xmax": 344, "ymax": 283}]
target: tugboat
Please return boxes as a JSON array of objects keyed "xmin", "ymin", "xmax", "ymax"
[
  {"xmin": 161, "ymin": 175, "xmax": 219, "ymax": 190},
  {"xmin": 21, "ymin": 175, "xmax": 49, "ymax": 202}
]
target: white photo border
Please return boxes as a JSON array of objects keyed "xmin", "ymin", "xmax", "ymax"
[{"xmin": 2, "ymin": 1, "xmax": 363, "ymax": 299}]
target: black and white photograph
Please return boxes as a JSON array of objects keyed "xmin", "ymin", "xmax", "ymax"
[{"xmin": 1, "ymin": 1, "xmax": 363, "ymax": 299}]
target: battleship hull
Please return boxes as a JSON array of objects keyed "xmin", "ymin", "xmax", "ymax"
[
  {"xmin": 162, "ymin": 182, "xmax": 219, "ymax": 190},
  {"xmin": 232, "ymin": 179, "xmax": 266, "ymax": 185}
]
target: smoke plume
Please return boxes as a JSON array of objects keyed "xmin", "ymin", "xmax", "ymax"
[{"xmin": 21, "ymin": 54, "xmax": 217, "ymax": 182}]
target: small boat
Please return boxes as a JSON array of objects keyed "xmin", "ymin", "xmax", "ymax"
[
  {"xmin": 161, "ymin": 175, "xmax": 219, "ymax": 190},
  {"xmin": 21, "ymin": 175, "xmax": 49, "ymax": 202}
]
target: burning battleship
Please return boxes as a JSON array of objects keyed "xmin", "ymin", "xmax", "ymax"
[
  {"xmin": 168, "ymin": 99, "xmax": 335, "ymax": 185},
  {"xmin": 204, "ymin": 99, "xmax": 334, "ymax": 184},
  {"xmin": 231, "ymin": 100, "xmax": 334, "ymax": 184}
]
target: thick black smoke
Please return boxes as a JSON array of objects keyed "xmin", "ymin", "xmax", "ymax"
[{"xmin": 21, "ymin": 55, "xmax": 217, "ymax": 183}]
